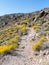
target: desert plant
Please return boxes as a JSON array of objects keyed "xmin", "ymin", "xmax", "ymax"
[
  {"xmin": 32, "ymin": 36, "xmax": 48, "ymax": 51},
  {"xmin": 32, "ymin": 26, "xmax": 41, "ymax": 31},
  {"xmin": 19, "ymin": 24, "xmax": 27, "ymax": 35},
  {"xmin": 0, "ymin": 43, "xmax": 17, "ymax": 54}
]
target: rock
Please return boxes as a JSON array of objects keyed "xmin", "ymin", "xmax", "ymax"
[
  {"xmin": 39, "ymin": 11, "xmax": 45, "ymax": 17},
  {"xmin": 22, "ymin": 46, "xmax": 25, "ymax": 49},
  {"xmin": 34, "ymin": 10, "xmax": 48, "ymax": 22}
]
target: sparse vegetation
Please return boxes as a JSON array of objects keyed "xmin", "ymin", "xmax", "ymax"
[{"xmin": 0, "ymin": 8, "xmax": 49, "ymax": 58}]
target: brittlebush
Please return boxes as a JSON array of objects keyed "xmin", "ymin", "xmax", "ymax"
[
  {"xmin": 32, "ymin": 36, "xmax": 48, "ymax": 51},
  {"xmin": 0, "ymin": 43, "xmax": 17, "ymax": 53}
]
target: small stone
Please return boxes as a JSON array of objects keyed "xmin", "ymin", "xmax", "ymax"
[{"xmin": 22, "ymin": 46, "xmax": 25, "ymax": 49}]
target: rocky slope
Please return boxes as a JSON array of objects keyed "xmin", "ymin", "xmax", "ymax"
[{"xmin": 0, "ymin": 8, "xmax": 49, "ymax": 65}]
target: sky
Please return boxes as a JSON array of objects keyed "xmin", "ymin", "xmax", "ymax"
[{"xmin": 0, "ymin": 0, "xmax": 49, "ymax": 16}]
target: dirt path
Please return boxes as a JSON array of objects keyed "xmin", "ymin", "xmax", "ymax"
[{"xmin": 0, "ymin": 28, "xmax": 49, "ymax": 65}]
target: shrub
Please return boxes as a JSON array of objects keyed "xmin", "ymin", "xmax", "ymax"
[
  {"xmin": 0, "ymin": 35, "xmax": 20, "ymax": 54},
  {"xmin": 20, "ymin": 20, "xmax": 28, "ymax": 24},
  {"xmin": 28, "ymin": 21, "xmax": 35, "ymax": 27},
  {"xmin": 9, "ymin": 35, "xmax": 20, "ymax": 43},
  {"xmin": 0, "ymin": 43, "xmax": 17, "ymax": 54},
  {"xmin": 32, "ymin": 36, "xmax": 48, "ymax": 51},
  {"xmin": 32, "ymin": 26, "xmax": 41, "ymax": 31},
  {"xmin": 32, "ymin": 39, "xmax": 42, "ymax": 51},
  {"xmin": 19, "ymin": 24, "xmax": 27, "ymax": 35}
]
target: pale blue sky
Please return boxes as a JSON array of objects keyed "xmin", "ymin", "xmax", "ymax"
[{"xmin": 0, "ymin": 0, "xmax": 49, "ymax": 16}]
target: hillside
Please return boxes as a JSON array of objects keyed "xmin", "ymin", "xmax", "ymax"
[{"xmin": 0, "ymin": 8, "xmax": 49, "ymax": 65}]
